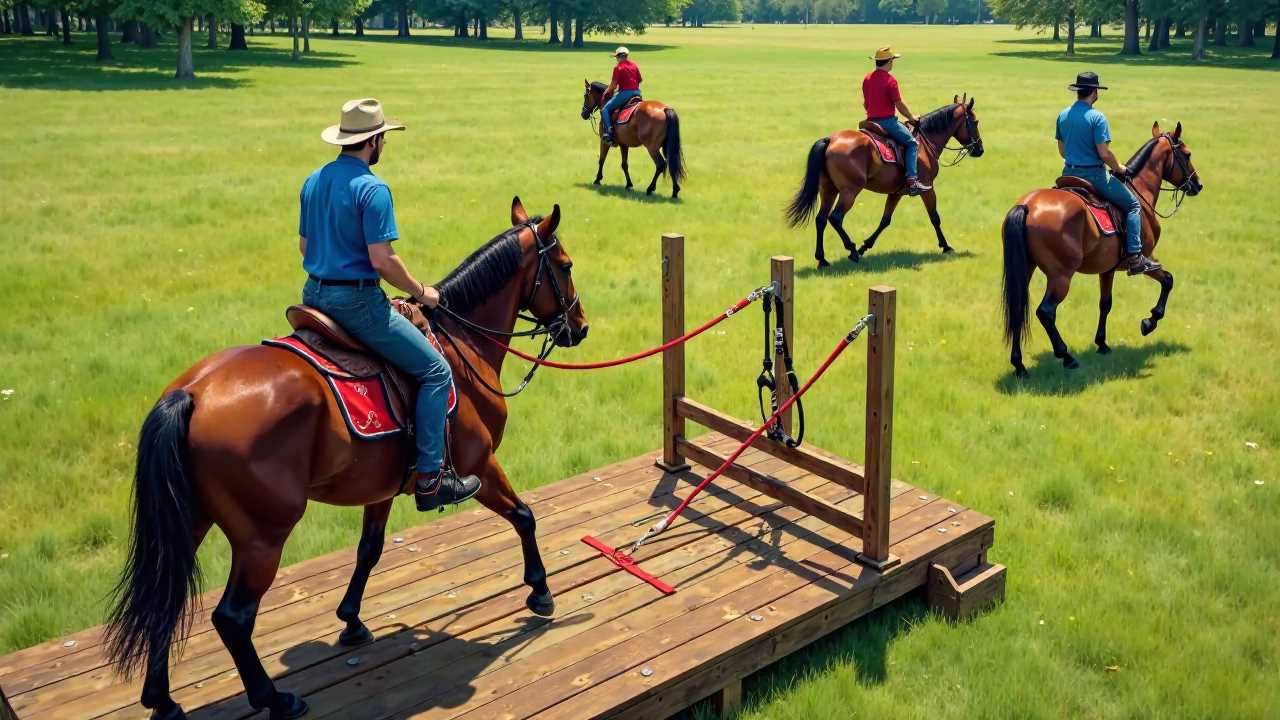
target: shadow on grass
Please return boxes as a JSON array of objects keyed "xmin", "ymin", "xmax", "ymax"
[
  {"xmin": 795, "ymin": 248, "xmax": 975, "ymax": 278},
  {"xmin": 994, "ymin": 339, "xmax": 1190, "ymax": 396},
  {"xmin": 355, "ymin": 32, "xmax": 675, "ymax": 55},
  {"xmin": 0, "ymin": 36, "xmax": 354, "ymax": 90},
  {"xmin": 574, "ymin": 181, "xmax": 683, "ymax": 204},
  {"xmin": 992, "ymin": 36, "xmax": 1280, "ymax": 72}
]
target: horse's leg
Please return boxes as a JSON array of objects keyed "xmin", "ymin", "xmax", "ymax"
[
  {"xmin": 858, "ymin": 192, "xmax": 903, "ymax": 256},
  {"xmin": 140, "ymin": 516, "xmax": 212, "ymax": 720},
  {"xmin": 1011, "ymin": 267, "xmax": 1034, "ymax": 378},
  {"xmin": 1095, "ymin": 270, "xmax": 1115, "ymax": 354},
  {"xmin": 1141, "ymin": 268, "xmax": 1174, "ymax": 336},
  {"xmin": 919, "ymin": 188, "xmax": 953, "ymax": 253},
  {"xmin": 335, "ymin": 499, "xmax": 392, "ymax": 646},
  {"xmin": 474, "ymin": 456, "xmax": 554, "ymax": 617},
  {"xmin": 827, "ymin": 186, "xmax": 863, "ymax": 263},
  {"xmin": 620, "ymin": 145, "xmax": 633, "ymax": 190},
  {"xmin": 1035, "ymin": 272, "xmax": 1079, "ymax": 370},
  {"xmin": 814, "ymin": 179, "xmax": 837, "ymax": 268},
  {"xmin": 212, "ymin": 534, "xmax": 308, "ymax": 718},
  {"xmin": 593, "ymin": 141, "xmax": 609, "ymax": 185},
  {"xmin": 644, "ymin": 144, "xmax": 666, "ymax": 196}
]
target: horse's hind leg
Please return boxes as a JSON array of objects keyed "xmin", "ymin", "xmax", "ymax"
[
  {"xmin": 1036, "ymin": 273, "xmax": 1079, "ymax": 370},
  {"xmin": 815, "ymin": 179, "xmax": 837, "ymax": 268},
  {"xmin": 920, "ymin": 188, "xmax": 953, "ymax": 253},
  {"xmin": 336, "ymin": 499, "xmax": 392, "ymax": 646},
  {"xmin": 644, "ymin": 144, "xmax": 666, "ymax": 196},
  {"xmin": 140, "ymin": 517, "xmax": 211, "ymax": 720},
  {"xmin": 827, "ymin": 187, "xmax": 863, "ymax": 263},
  {"xmin": 213, "ymin": 533, "xmax": 308, "ymax": 718},
  {"xmin": 475, "ymin": 456, "xmax": 554, "ymax": 617},
  {"xmin": 1095, "ymin": 271, "xmax": 1115, "ymax": 353},
  {"xmin": 859, "ymin": 192, "xmax": 903, "ymax": 256},
  {"xmin": 620, "ymin": 146, "xmax": 634, "ymax": 190},
  {"xmin": 1141, "ymin": 268, "xmax": 1174, "ymax": 336}
]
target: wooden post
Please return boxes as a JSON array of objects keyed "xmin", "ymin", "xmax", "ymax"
[
  {"xmin": 770, "ymin": 255, "xmax": 795, "ymax": 435},
  {"xmin": 711, "ymin": 677, "xmax": 743, "ymax": 717},
  {"xmin": 658, "ymin": 233, "xmax": 689, "ymax": 473},
  {"xmin": 858, "ymin": 285, "xmax": 899, "ymax": 570}
]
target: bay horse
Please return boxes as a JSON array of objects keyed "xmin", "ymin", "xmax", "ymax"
[
  {"xmin": 1001, "ymin": 122, "xmax": 1202, "ymax": 377},
  {"xmin": 104, "ymin": 198, "xmax": 589, "ymax": 720},
  {"xmin": 785, "ymin": 96, "xmax": 985, "ymax": 267},
  {"xmin": 581, "ymin": 80, "xmax": 685, "ymax": 198}
]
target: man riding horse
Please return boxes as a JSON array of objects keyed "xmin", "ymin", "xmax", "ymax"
[
  {"xmin": 301, "ymin": 98, "xmax": 480, "ymax": 511},
  {"xmin": 1056, "ymin": 72, "xmax": 1161, "ymax": 276},
  {"xmin": 601, "ymin": 46, "xmax": 642, "ymax": 146},
  {"xmin": 862, "ymin": 46, "xmax": 931, "ymax": 197}
]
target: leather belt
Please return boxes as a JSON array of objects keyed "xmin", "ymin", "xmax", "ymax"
[{"xmin": 308, "ymin": 274, "xmax": 379, "ymax": 288}]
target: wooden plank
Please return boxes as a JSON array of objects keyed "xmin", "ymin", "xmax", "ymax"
[
  {"xmin": 770, "ymin": 255, "xmax": 794, "ymax": 436},
  {"xmin": 675, "ymin": 398, "xmax": 866, "ymax": 494},
  {"xmin": 676, "ymin": 437, "xmax": 864, "ymax": 538},
  {"xmin": 659, "ymin": 233, "xmax": 687, "ymax": 472},
  {"xmin": 860, "ymin": 285, "xmax": 897, "ymax": 568},
  {"xmin": 1, "ymin": 684, "xmax": 16, "ymax": 720},
  {"xmin": 927, "ymin": 563, "xmax": 1007, "ymax": 621}
]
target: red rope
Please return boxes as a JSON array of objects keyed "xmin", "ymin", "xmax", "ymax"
[{"xmin": 481, "ymin": 296, "xmax": 755, "ymax": 370}]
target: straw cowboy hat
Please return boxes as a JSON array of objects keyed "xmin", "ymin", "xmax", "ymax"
[
  {"xmin": 321, "ymin": 98, "xmax": 405, "ymax": 146},
  {"xmin": 1067, "ymin": 71, "xmax": 1108, "ymax": 92},
  {"xmin": 611, "ymin": 46, "xmax": 630, "ymax": 57},
  {"xmin": 870, "ymin": 46, "xmax": 902, "ymax": 61}
]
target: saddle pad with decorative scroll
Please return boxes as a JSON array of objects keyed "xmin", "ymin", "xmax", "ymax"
[
  {"xmin": 1058, "ymin": 186, "xmax": 1120, "ymax": 236},
  {"xmin": 860, "ymin": 130, "xmax": 899, "ymax": 164}
]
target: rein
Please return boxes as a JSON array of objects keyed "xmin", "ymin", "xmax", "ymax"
[{"xmin": 1125, "ymin": 134, "xmax": 1198, "ymax": 220}]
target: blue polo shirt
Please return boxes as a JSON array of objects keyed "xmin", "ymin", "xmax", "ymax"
[
  {"xmin": 1056, "ymin": 101, "xmax": 1111, "ymax": 167},
  {"xmin": 299, "ymin": 154, "xmax": 398, "ymax": 280}
]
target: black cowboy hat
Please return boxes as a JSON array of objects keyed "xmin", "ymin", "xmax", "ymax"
[{"xmin": 1067, "ymin": 71, "xmax": 1108, "ymax": 91}]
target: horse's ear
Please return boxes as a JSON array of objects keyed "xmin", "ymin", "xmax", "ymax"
[
  {"xmin": 1151, "ymin": 121, "xmax": 1162, "ymax": 137},
  {"xmin": 584, "ymin": 79, "xmax": 590, "ymax": 88},
  {"xmin": 953, "ymin": 94, "xmax": 959, "ymax": 104},
  {"xmin": 961, "ymin": 92, "xmax": 967, "ymax": 104},
  {"xmin": 967, "ymin": 97, "xmax": 975, "ymax": 110},
  {"xmin": 1173, "ymin": 121, "xmax": 1182, "ymax": 139},
  {"xmin": 537, "ymin": 204, "xmax": 561, "ymax": 239},
  {"xmin": 512, "ymin": 196, "xmax": 528, "ymax": 225}
]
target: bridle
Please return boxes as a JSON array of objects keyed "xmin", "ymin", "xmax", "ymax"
[
  {"xmin": 939, "ymin": 105, "xmax": 982, "ymax": 167},
  {"xmin": 431, "ymin": 221, "xmax": 581, "ymax": 397},
  {"xmin": 1126, "ymin": 133, "xmax": 1199, "ymax": 219},
  {"xmin": 582, "ymin": 86, "xmax": 602, "ymax": 137}
]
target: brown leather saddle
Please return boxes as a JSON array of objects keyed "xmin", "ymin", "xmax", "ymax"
[
  {"xmin": 857, "ymin": 120, "xmax": 904, "ymax": 166},
  {"xmin": 1054, "ymin": 176, "xmax": 1123, "ymax": 236},
  {"xmin": 607, "ymin": 94, "xmax": 644, "ymax": 126}
]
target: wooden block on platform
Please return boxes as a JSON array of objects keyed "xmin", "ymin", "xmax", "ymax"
[
  {"xmin": 2, "ymin": 683, "xmax": 18, "ymax": 720},
  {"xmin": 927, "ymin": 562, "xmax": 1006, "ymax": 621}
]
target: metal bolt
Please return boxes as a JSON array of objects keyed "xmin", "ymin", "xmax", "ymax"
[
  {"xmin": 640, "ymin": 667, "xmax": 654, "ymax": 677},
  {"xmin": 560, "ymin": 549, "xmax": 571, "ymax": 555},
  {"xmin": 749, "ymin": 614, "xmax": 764, "ymax": 622},
  {"xmin": 393, "ymin": 537, "xmax": 404, "ymax": 544},
  {"xmin": 346, "ymin": 657, "xmax": 361, "ymax": 667},
  {"xmin": 63, "ymin": 640, "xmax": 76, "ymax": 648}
]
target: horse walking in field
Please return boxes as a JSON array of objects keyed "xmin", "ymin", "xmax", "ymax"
[
  {"xmin": 1001, "ymin": 123, "xmax": 1202, "ymax": 377},
  {"xmin": 581, "ymin": 80, "xmax": 685, "ymax": 198},
  {"xmin": 784, "ymin": 96, "xmax": 984, "ymax": 267},
  {"xmin": 105, "ymin": 198, "xmax": 589, "ymax": 720}
]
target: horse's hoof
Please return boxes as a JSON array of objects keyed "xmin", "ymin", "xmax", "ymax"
[
  {"xmin": 269, "ymin": 693, "xmax": 309, "ymax": 720},
  {"xmin": 646, "ymin": 189, "xmax": 655, "ymax": 196},
  {"xmin": 1063, "ymin": 356, "xmax": 1080, "ymax": 370},
  {"xmin": 847, "ymin": 252, "xmax": 860, "ymax": 264},
  {"xmin": 1013, "ymin": 366, "xmax": 1029, "ymax": 379},
  {"xmin": 338, "ymin": 622, "xmax": 373, "ymax": 646},
  {"xmin": 526, "ymin": 590, "xmax": 555, "ymax": 617},
  {"xmin": 1141, "ymin": 319, "xmax": 1156, "ymax": 336},
  {"xmin": 593, "ymin": 179, "xmax": 602, "ymax": 186},
  {"xmin": 816, "ymin": 258, "xmax": 831, "ymax": 269},
  {"xmin": 151, "ymin": 704, "xmax": 188, "ymax": 720},
  {"xmin": 1096, "ymin": 343, "xmax": 1111, "ymax": 355},
  {"xmin": 941, "ymin": 246, "xmax": 955, "ymax": 254}
]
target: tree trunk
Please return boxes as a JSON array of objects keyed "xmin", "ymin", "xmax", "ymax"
[
  {"xmin": 60, "ymin": 7, "xmax": 70, "ymax": 42},
  {"xmin": 270, "ymin": 17, "xmax": 275, "ymax": 33},
  {"xmin": 397, "ymin": 2, "xmax": 408, "ymax": 36},
  {"xmin": 574, "ymin": 14, "xmax": 582, "ymax": 46},
  {"xmin": 480, "ymin": 15, "xmax": 488, "ymax": 38},
  {"xmin": 1273, "ymin": 19, "xmax": 1280, "ymax": 57},
  {"xmin": 1053, "ymin": 21, "xmax": 1060, "ymax": 41},
  {"xmin": 1066, "ymin": 10, "xmax": 1076, "ymax": 54},
  {"xmin": 290, "ymin": 15, "xmax": 299, "ymax": 59},
  {"xmin": 548, "ymin": 2, "xmax": 558, "ymax": 43},
  {"xmin": 1148, "ymin": 17, "xmax": 1160, "ymax": 50},
  {"xmin": 1090, "ymin": 20, "xmax": 1101, "ymax": 37},
  {"xmin": 1193, "ymin": 13, "xmax": 1207, "ymax": 59},
  {"xmin": 331, "ymin": 19, "xmax": 338, "ymax": 35},
  {"xmin": 561, "ymin": 14, "xmax": 570, "ymax": 47},
  {"xmin": 1159, "ymin": 16, "xmax": 1171, "ymax": 47},
  {"xmin": 121, "ymin": 18, "xmax": 136, "ymax": 42},
  {"xmin": 354, "ymin": 16, "xmax": 363, "ymax": 36},
  {"xmin": 176, "ymin": 16, "xmax": 194, "ymax": 78},
  {"xmin": 3, "ymin": 8, "xmax": 12, "ymax": 34},
  {"xmin": 302, "ymin": 15, "xmax": 310, "ymax": 52},
  {"xmin": 1214, "ymin": 18, "xmax": 1227, "ymax": 45},
  {"xmin": 1175, "ymin": 19, "xmax": 1186, "ymax": 38},
  {"xmin": 95, "ymin": 12, "xmax": 112, "ymax": 58},
  {"xmin": 1239, "ymin": 19, "xmax": 1254, "ymax": 45},
  {"xmin": 513, "ymin": 7, "xmax": 522, "ymax": 39},
  {"xmin": 229, "ymin": 23, "xmax": 246, "ymax": 48},
  {"xmin": 139, "ymin": 22, "xmax": 156, "ymax": 47},
  {"xmin": 18, "ymin": 4, "xmax": 34, "ymax": 35},
  {"xmin": 206, "ymin": 14, "xmax": 216, "ymax": 48},
  {"xmin": 1121, "ymin": 0, "xmax": 1141, "ymax": 54}
]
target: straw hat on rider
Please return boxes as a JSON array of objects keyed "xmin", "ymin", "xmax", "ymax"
[
  {"xmin": 321, "ymin": 98, "xmax": 405, "ymax": 146},
  {"xmin": 870, "ymin": 46, "xmax": 901, "ymax": 61},
  {"xmin": 1067, "ymin": 71, "xmax": 1108, "ymax": 92},
  {"xmin": 611, "ymin": 46, "xmax": 630, "ymax": 58}
]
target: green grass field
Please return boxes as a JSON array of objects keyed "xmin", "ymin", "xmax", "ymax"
[{"xmin": 2, "ymin": 22, "xmax": 1278, "ymax": 719}]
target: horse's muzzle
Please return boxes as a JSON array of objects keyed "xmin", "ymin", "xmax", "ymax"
[
  {"xmin": 557, "ymin": 322, "xmax": 588, "ymax": 347},
  {"xmin": 580, "ymin": 109, "xmax": 591, "ymax": 120},
  {"xmin": 971, "ymin": 143, "xmax": 985, "ymax": 158}
]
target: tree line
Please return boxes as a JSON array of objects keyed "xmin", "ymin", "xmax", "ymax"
[{"xmin": 988, "ymin": 0, "xmax": 1279, "ymax": 59}]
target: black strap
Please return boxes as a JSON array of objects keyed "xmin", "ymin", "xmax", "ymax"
[{"xmin": 757, "ymin": 294, "xmax": 804, "ymax": 448}]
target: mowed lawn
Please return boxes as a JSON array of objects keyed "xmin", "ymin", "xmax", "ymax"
[{"xmin": 2, "ymin": 22, "xmax": 1278, "ymax": 719}]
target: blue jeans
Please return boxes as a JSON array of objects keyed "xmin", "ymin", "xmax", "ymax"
[
  {"xmin": 1064, "ymin": 166, "xmax": 1142, "ymax": 255},
  {"xmin": 870, "ymin": 116, "xmax": 919, "ymax": 179},
  {"xmin": 602, "ymin": 90, "xmax": 641, "ymax": 134},
  {"xmin": 303, "ymin": 279, "xmax": 452, "ymax": 472}
]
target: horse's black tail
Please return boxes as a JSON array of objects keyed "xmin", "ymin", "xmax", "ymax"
[
  {"xmin": 663, "ymin": 108, "xmax": 685, "ymax": 185},
  {"xmin": 785, "ymin": 137, "xmax": 830, "ymax": 227},
  {"xmin": 1002, "ymin": 205, "xmax": 1032, "ymax": 347},
  {"xmin": 105, "ymin": 389, "xmax": 202, "ymax": 678}
]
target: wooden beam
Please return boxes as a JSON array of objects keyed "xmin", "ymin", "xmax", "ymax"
[
  {"xmin": 676, "ymin": 437, "xmax": 864, "ymax": 538},
  {"xmin": 770, "ymin": 255, "xmax": 795, "ymax": 435},
  {"xmin": 675, "ymin": 397, "xmax": 866, "ymax": 494},
  {"xmin": 659, "ymin": 233, "xmax": 689, "ymax": 473},
  {"xmin": 859, "ymin": 286, "xmax": 899, "ymax": 571},
  {"xmin": 710, "ymin": 677, "xmax": 742, "ymax": 718}
]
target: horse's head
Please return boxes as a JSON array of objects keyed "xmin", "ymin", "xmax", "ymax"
[
  {"xmin": 511, "ymin": 196, "xmax": 589, "ymax": 347},
  {"xmin": 581, "ymin": 80, "xmax": 604, "ymax": 120},
  {"xmin": 950, "ymin": 94, "xmax": 984, "ymax": 158},
  {"xmin": 1152, "ymin": 121, "xmax": 1202, "ymax": 196}
]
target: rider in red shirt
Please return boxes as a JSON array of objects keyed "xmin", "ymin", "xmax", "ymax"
[
  {"xmin": 862, "ymin": 47, "xmax": 930, "ymax": 196},
  {"xmin": 601, "ymin": 46, "xmax": 642, "ymax": 145}
]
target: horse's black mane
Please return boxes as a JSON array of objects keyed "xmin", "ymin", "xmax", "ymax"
[
  {"xmin": 436, "ymin": 218, "xmax": 540, "ymax": 314},
  {"xmin": 917, "ymin": 103, "xmax": 960, "ymax": 136},
  {"xmin": 590, "ymin": 81, "xmax": 607, "ymax": 93},
  {"xmin": 1125, "ymin": 138, "xmax": 1159, "ymax": 172}
]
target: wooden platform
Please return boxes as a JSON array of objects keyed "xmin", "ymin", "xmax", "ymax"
[{"xmin": 0, "ymin": 436, "xmax": 996, "ymax": 720}]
